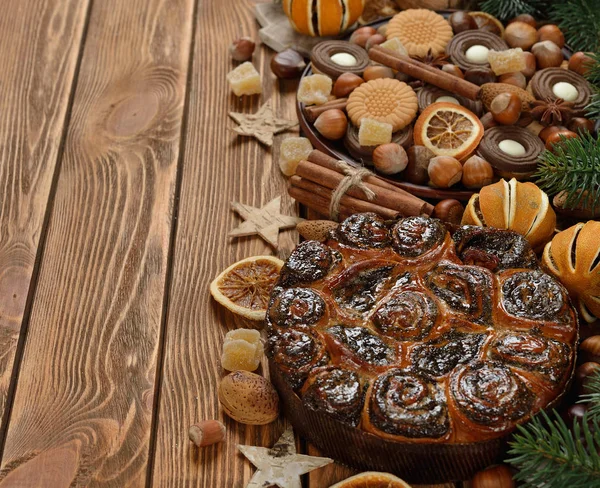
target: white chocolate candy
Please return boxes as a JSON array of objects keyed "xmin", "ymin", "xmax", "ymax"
[
  {"xmin": 330, "ymin": 52, "xmax": 358, "ymax": 67},
  {"xmin": 465, "ymin": 45, "xmax": 490, "ymax": 64},
  {"xmin": 436, "ymin": 96, "xmax": 460, "ymax": 105},
  {"xmin": 552, "ymin": 82, "xmax": 578, "ymax": 102},
  {"xmin": 499, "ymin": 139, "xmax": 526, "ymax": 157}
]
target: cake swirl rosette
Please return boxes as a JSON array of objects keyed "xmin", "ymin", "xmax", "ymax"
[
  {"xmin": 446, "ymin": 30, "xmax": 508, "ymax": 71},
  {"xmin": 279, "ymin": 240, "xmax": 341, "ymax": 286},
  {"xmin": 530, "ymin": 68, "xmax": 592, "ymax": 115},
  {"xmin": 334, "ymin": 212, "xmax": 391, "ymax": 250},
  {"xmin": 268, "ymin": 287, "xmax": 327, "ymax": 329},
  {"xmin": 391, "ymin": 216, "xmax": 446, "ymax": 259},
  {"xmin": 364, "ymin": 369, "xmax": 450, "ymax": 440},
  {"xmin": 417, "ymin": 84, "xmax": 483, "ymax": 116},
  {"xmin": 310, "ymin": 41, "xmax": 370, "ymax": 80}
]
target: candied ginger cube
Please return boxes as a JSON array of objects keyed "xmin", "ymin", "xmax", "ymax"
[
  {"xmin": 227, "ymin": 62, "xmax": 262, "ymax": 96},
  {"xmin": 279, "ymin": 137, "xmax": 313, "ymax": 176},
  {"xmin": 380, "ymin": 37, "xmax": 408, "ymax": 57},
  {"xmin": 221, "ymin": 329, "xmax": 263, "ymax": 372},
  {"xmin": 488, "ymin": 48, "xmax": 526, "ymax": 76},
  {"xmin": 358, "ymin": 118, "xmax": 393, "ymax": 146},
  {"xmin": 297, "ymin": 74, "xmax": 332, "ymax": 106}
]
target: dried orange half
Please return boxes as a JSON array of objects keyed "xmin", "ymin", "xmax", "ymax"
[
  {"xmin": 413, "ymin": 102, "xmax": 484, "ymax": 161},
  {"xmin": 330, "ymin": 472, "xmax": 412, "ymax": 488},
  {"xmin": 210, "ymin": 256, "xmax": 284, "ymax": 320}
]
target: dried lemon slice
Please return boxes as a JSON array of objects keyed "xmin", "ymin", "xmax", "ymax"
[
  {"xmin": 413, "ymin": 102, "xmax": 484, "ymax": 161},
  {"xmin": 330, "ymin": 471, "xmax": 411, "ymax": 488},
  {"xmin": 210, "ymin": 256, "xmax": 284, "ymax": 320}
]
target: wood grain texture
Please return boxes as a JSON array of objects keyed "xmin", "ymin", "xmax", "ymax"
[
  {"xmin": 0, "ymin": 0, "xmax": 90, "ymax": 437},
  {"xmin": 0, "ymin": 0, "xmax": 194, "ymax": 485},
  {"xmin": 149, "ymin": 0, "xmax": 302, "ymax": 486}
]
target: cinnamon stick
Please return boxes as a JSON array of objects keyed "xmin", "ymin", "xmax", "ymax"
[
  {"xmin": 304, "ymin": 98, "xmax": 348, "ymax": 123},
  {"xmin": 290, "ymin": 176, "xmax": 399, "ymax": 220},
  {"xmin": 369, "ymin": 46, "xmax": 481, "ymax": 101},
  {"xmin": 289, "ymin": 186, "xmax": 353, "ymax": 222}
]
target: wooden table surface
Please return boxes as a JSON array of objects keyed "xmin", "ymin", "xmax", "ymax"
[{"xmin": 0, "ymin": 1, "xmax": 466, "ymax": 486}]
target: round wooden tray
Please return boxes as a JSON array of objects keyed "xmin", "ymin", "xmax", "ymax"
[{"xmin": 296, "ymin": 12, "xmax": 577, "ymax": 202}]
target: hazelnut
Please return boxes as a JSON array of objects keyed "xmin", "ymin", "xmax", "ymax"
[
  {"xmin": 569, "ymin": 117, "xmax": 595, "ymax": 135},
  {"xmin": 230, "ymin": 37, "xmax": 256, "ymax": 62},
  {"xmin": 471, "ymin": 464, "xmax": 515, "ymax": 488},
  {"xmin": 448, "ymin": 11, "xmax": 477, "ymax": 34},
  {"xmin": 313, "ymin": 109, "xmax": 348, "ymax": 140},
  {"xmin": 377, "ymin": 24, "xmax": 388, "ymax": 37},
  {"xmin": 508, "ymin": 14, "xmax": 537, "ymax": 28},
  {"xmin": 539, "ymin": 125, "xmax": 568, "ymax": 143},
  {"xmin": 373, "ymin": 143, "xmax": 408, "ymax": 175},
  {"xmin": 574, "ymin": 362, "xmax": 600, "ymax": 396},
  {"xmin": 462, "ymin": 155, "xmax": 494, "ymax": 189},
  {"xmin": 498, "ymin": 72, "xmax": 526, "ymax": 89},
  {"xmin": 441, "ymin": 64, "xmax": 464, "ymax": 79},
  {"xmin": 531, "ymin": 41, "xmax": 564, "ymax": 69},
  {"xmin": 189, "ymin": 420, "xmax": 226, "ymax": 447},
  {"xmin": 333, "ymin": 72, "xmax": 364, "ymax": 98},
  {"xmin": 545, "ymin": 129, "xmax": 578, "ymax": 150},
  {"xmin": 218, "ymin": 371, "xmax": 279, "ymax": 425},
  {"xmin": 365, "ymin": 34, "xmax": 386, "ymax": 51},
  {"xmin": 405, "ymin": 145, "xmax": 434, "ymax": 184},
  {"xmin": 349, "ymin": 26, "xmax": 376, "ymax": 48},
  {"xmin": 504, "ymin": 21, "xmax": 537, "ymax": 50},
  {"xmin": 480, "ymin": 112, "xmax": 498, "ymax": 130},
  {"xmin": 537, "ymin": 24, "xmax": 565, "ymax": 49},
  {"xmin": 464, "ymin": 67, "xmax": 496, "ymax": 86},
  {"xmin": 271, "ymin": 49, "xmax": 306, "ymax": 78},
  {"xmin": 521, "ymin": 51, "xmax": 537, "ymax": 78},
  {"xmin": 428, "ymin": 156, "xmax": 463, "ymax": 188},
  {"xmin": 490, "ymin": 92, "xmax": 522, "ymax": 125},
  {"xmin": 432, "ymin": 199, "xmax": 464, "ymax": 225},
  {"xmin": 569, "ymin": 51, "xmax": 594, "ymax": 76},
  {"xmin": 363, "ymin": 65, "xmax": 394, "ymax": 81}
]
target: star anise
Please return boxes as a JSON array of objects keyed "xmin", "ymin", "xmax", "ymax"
[
  {"xmin": 529, "ymin": 97, "xmax": 575, "ymax": 126},
  {"xmin": 412, "ymin": 49, "xmax": 450, "ymax": 68}
]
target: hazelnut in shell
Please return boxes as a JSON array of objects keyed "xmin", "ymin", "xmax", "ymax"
[
  {"xmin": 471, "ymin": 464, "xmax": 515, "ymax": 488},
  {"xmin": 545, "ymin": 129, "xmax": 578, "ymax": 150},
  {"xmin": 521, "ymin": 51, "xmax": 537, "ymax": 78},
  {"xmin": 531, "ymin": 41, "xmax": 564, "ymax": 69},
  {"xmin": 537, "ymin": 25, "xmax": 565, "ymax": 49},
  {"xmin": 314, "ymin": 109, "xmax": 348, "ymax": 140},
  {"xmin": 504, "ymin": 21, "xmax": 537, "ymax": 50},
  {"xmin": 363, "ymin": 65, "xmax": 394, "ymax": 81},
  {"xmin": 498, "ymin": 72, "xmax": 526, "ymax": 89},
  {"xmin": 464, "ymin": 67, "xmax": 496, "ymax": 86},
  {"xmin": 405, "ymin": 145, "xmax": 434, "ymax": 184},
  {"xmin": 509, "ymin": 14, "xmax": 536, "ymax": 28},
  {"xmin": 333, "ymin": 72, "xmax": 364, "ymax": 98},
  {"xmin": 373, "ymin": 143, "xmax": 408, "ymax": 175},
  {"xmin": 539, "ymin": 125, "xmax": 568, "ymax": 143},
  {"xmin": 441, "ymin": 64, "xmax": 464, "ymax": 79},
  {"xmin": 569, "ymin": 117, "xmax": 595, "ymax": 135},
  {"xmin": 230, "ymin": 37, "xmax": 256, "ymax": 62},
  {"xmin": 569, "ymin": 51, "xmax": 594, "ymax": 76},
  {"xmin": 574, "ymin": 362, "xmax": 600, "ymax": 396},
  {"xmin": 271, "ymin": 49, "xmax": 306, "ymax": 79},
  {"xmin": 432, "ymin": 199, "xmax": 464, "ymax": 225},
  {"xmin": 365, "ymin": 34, "xmax": 386, "ymax": 51},
  {"xmin": 490, "ymin": 92, "xmax": 522, "ymax": 125},
  {"xmin": 349, "ymin": 26, "xmax": 376, "ymax": 48},
  {"xmin": 462, "ymin": 155, "xmax": 494, "ymax": 189},
  {"xmin": 580, "ymin": 335, "xmax": 600, "ymax": 363},
  {"xmin": 448, "ymin": 11, "xmax": 477, "ymax": 34},
  {"xmin": 218, "ymin": 371, "xmax": 279, "ymax": 425},
  {"xmin": 428, "ymin": 156, "xmax": 463, "ymax": 188},
  {"xmin": 189, "ymin": 420, "xmax": 226, "ymax": 447}
]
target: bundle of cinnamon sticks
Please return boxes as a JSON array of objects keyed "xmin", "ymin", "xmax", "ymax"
[{"xmin": 289, "ymin": 150, "xmax": 434, "ymax": 221}]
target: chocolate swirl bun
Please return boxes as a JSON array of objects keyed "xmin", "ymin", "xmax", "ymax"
[
  {"xmin": 477, "ymin": 126, "xmax": 545, "ymax": 179},
  {"xmin": 269, "ymin": 287, "xmax": 326, "ymax": 328},
  {"xmin": 333, "ymin": 263, "xmax": 395, "ymax": 314},
  {"xmin": 392, "ymin": 217, "xmax": 445, "ymax": 258},
  {"xmin": 412, "ymin": 331, "xmax": 487, "ymax": 378},
  {"xmin": 280, "ymin": 240, "xmax": 340, "ymax": 286},
  {"xmin": 417, "ymin": 84, "xmax": 483, "ymax": 116},
  {"xmin": 367, "ymin": 369, "xmax": 449, "ymax": 439},
  {"xmin": 327, "ymin": 325, "xmax": 395, "ymax": 366},
  {"xmin": 491, "ymin": 332, "xmax": 572, "ymax": 384},
  {"xmin": 453, "ymin": 226, "xmax": 538, "ymax": 272},
  {"xmin": 450, "ymin": 361, "xmax": 534, "ymax": 429},
  {"xmin": 501, "ymin": 270, "xmax": 568, "ymax": 322},
  {"xmin": 425, "ymin": 263, "xmax": 493, "ymax": 324},
  {"xmin": 311, "ymin": 41, "xmax": 370, "ymax": 80},
  {"xmin": 335, "ymin": 212, "xmax": 391, "ymax": 249},
  {"xmin": 446, "ymin": 30, "xmax": 508, "ymax": 71},
  {"xmin": 302, "ymin": 367, "xmax": 365, "ymax": 426},
  {"xmin": 530, "ymin": 68, "xmax": 592, "ymax": 115},
  {"xmin": 267, "ymin": 328, "xmax": 329, "ymax": 390},
  {"xmin": 344, "ymin": 123, "xmax": 413, "ymax": 165},
  {"xmin": 373, "ymin": 289, "xmax": 438, "ymax": 341}
]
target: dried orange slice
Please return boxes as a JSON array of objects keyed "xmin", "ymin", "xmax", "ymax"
[
  {"xmin": 210, "ymin": 256, "xmax": 284, "ymax": 320},
  {"xmin": 330, "ymin": 472, "xmax": 411, "ymax": 488},
  {"xmin": 470, "ymin": 11, "xmax": 505, "ymax": 36},
  {"xmin": 413, "ymin": 102, "xmax": 484, "ymax": 161}
]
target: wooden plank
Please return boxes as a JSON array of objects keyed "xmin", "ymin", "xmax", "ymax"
[
  {"xmin": 0, "ymin": 0, "xmax": 90, "ymax": 438},
  {"xmin": 149, "ymin": 0, "xmax": 302, "ymax": 485},
  {"xmin": 0, "ymin": 0, "xmax": 195, "ymax": 485}
]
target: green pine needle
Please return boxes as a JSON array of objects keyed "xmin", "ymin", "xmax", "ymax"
[
  {"xmin": 534, "ymin": 133, "xmax": 600, "ymax": 211},
  {"xmin": 550, "ymin": 0, "xmax": 600, "ymax": 52},
  {"xmin": 585, "ymin": 52, "xmax": 600, "ymax": 88},
  {"xmin": 580, "ymin": 367, "xmax": 600, "ymax": 418},
  {"xmin": 587, "ymin": 90, "xmax": 600, "ymax": 122},
  {"xmin": 478, "ymin": 0, "xmax": 549, "ymax": 21}
]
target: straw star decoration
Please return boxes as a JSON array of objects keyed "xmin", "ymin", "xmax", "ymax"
[
  {"xmin": 229, "ymin": 100, "xmax": 297, "ymax": 146},
  {"xmin": 238, "ymin": 425, "xmax": 333, "ymax": 488}
]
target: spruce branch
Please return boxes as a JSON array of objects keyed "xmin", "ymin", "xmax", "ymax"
[
  {"xmin": 585, "ymin": 52, "xmax": 600, "ymax": 88},
  {"xmin": 550, "ymin": 0, "xmax": 600, "ymax": 52},
  {"xmin": 580, "ymin": 364, "xmax": 600, "ymax": 418},
  {"xmin": 478, "ymin": 0, "xmax": 549, "ymax": 22}
]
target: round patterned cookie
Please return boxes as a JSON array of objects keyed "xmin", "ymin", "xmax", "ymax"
[
  {"xmin": 346, "ymin": 79, "xmax": 418, "ymax": 132},
  {"xmin": 386, "ymin": 9, "xmax": 453, "ymax": 57}
]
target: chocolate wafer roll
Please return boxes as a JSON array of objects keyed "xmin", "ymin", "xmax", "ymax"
[
  {"xmin": 530, "ymin": 68, "xmax": 592, "ymax": 115},
  {"xmin": 417, "ymin": 84, "xmax": 483, "ymax": 116},
  {"xmin": 446, "ymin": 31, "xmax": 508, "ymax": 71},
  {"xmin": 311, "ymin": 41, "xmax": 370, "ymax": 80}
]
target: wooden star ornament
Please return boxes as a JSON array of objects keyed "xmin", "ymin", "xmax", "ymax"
[
  {"xmin": 238, "ymin": 425, "xmax": 333, "ymax": 488},
  {"xmin": 229, "ymin": 100, "xmax": 298, "ymax": 146},
  {"xmin": 229, "ymin": 196, "xmax": 303, "ymax": 249}
]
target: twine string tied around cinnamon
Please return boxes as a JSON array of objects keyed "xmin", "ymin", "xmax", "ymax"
[{"xmin": 329, "ymin": 160, "xmax": 376, "ymax": 220}]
